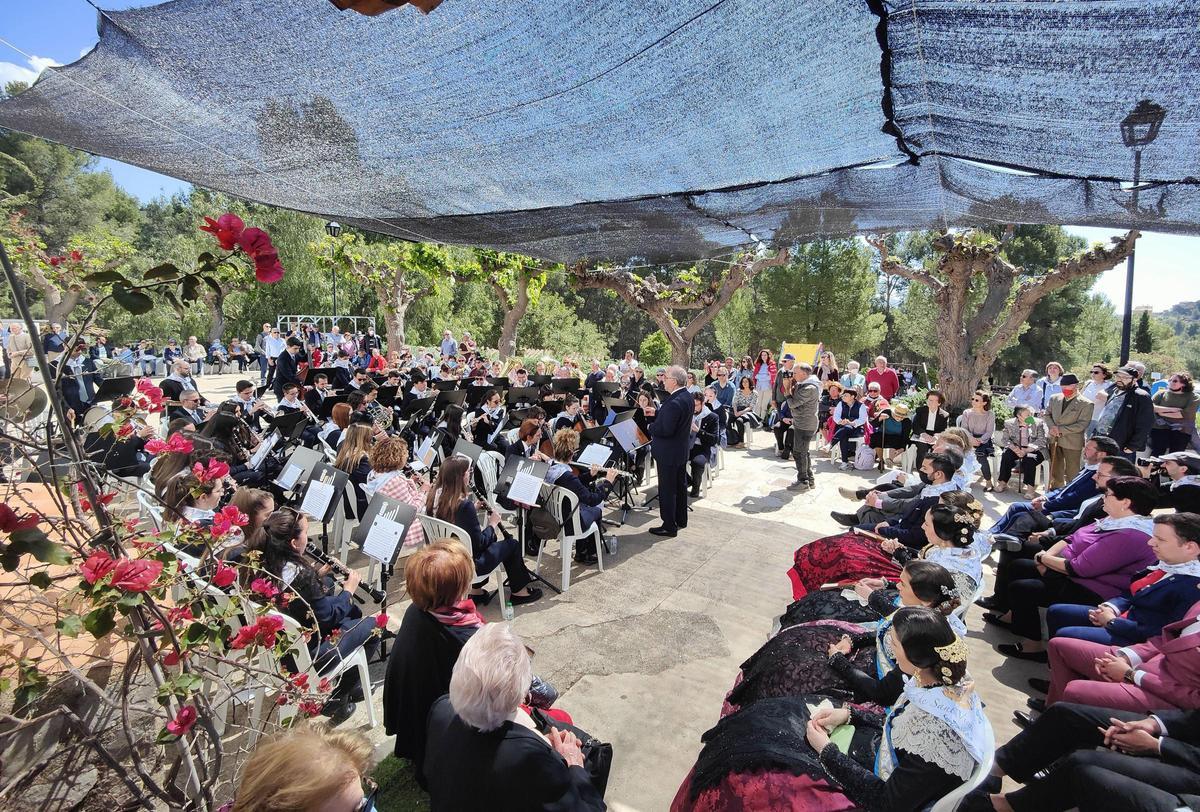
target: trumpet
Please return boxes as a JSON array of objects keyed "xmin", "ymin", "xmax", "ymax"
[{"xmin": 304, "ymin": 542, "xmax": 386, "ymax": 604}]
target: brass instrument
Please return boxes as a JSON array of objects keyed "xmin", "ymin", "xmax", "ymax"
[{"xmin": 365, "ymin": 400, "xmax": 393, "ymax": 434}]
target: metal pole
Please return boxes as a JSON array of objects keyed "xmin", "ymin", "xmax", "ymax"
[
  {"xmin": 331, "ymin": 263, "xmax": 338, "ymax": 324},
  {"xmin": 1119, "ymin": 149, "xmax": 1141, "ymax": 365}
]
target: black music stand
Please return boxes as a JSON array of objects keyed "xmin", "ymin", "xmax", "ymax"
[
  {"xmin": 506, "ymin": 386, "xmax": 539, "ymax": 407},
  {"xmin": 350, "ymin": 494, "xmax": 418, "ymax": 659},
  {"xmin": 551, "ymin": 378, "xmax": 582, "ymax": 395},
  {"xmin": 270, "ymin": 410, "xmax": 310, "ymax": 449},
  {"xmin": 491, "ymin": 376, "xmax": 510, "ymax": 390},
  {"xmin": 298, "ymin": 462, "xmax": 349, "ymax": 553},
  {"xmin": 465, "ymin": 385, "xmax": 499, "ymax": 410},
  {"xmin": 530, "ymin": 374, "xmax": 553, "ymax": 387},
  {"xmin": 303, "ymin": 366, "xmax": 336, "ymax": 386},
  {"xmin": 433, "ymin": 389, "xmax": 467, "ymax": 411},
  {"xmin": 94, "ymin": 376, "xmax": 137, "ymax": 402},
  {"xmin": 498, "ymin": 456, "xmax": 560, "ymax": 595},
  {"xmin": 433, "ymin": 379, "xmax": 460, "ymax": 392},
  {"xmin": 318, "ymin": 393, "xmax": 347, "ymax": 419},
  {"xmin": 452, "ymin": 438, "xmax": 484, "ymax": 467},
  {"xmin": 273, "ymin": 445, "xmax": 324, "ymax": 494},
  {"xmin": 376, "ymin": 385, "xmax": 399, "ymax": 409}
]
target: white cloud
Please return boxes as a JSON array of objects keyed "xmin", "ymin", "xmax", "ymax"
[{"xmin": 0, "ymin": 54, "xmax": 62, "ymax": 89}]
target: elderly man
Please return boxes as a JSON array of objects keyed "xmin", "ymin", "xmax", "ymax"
[
  {"xmin": 439, "ymin": 329, "xmax": 457, "ymax": 359},
  {"xmin": 6, "ymin": 323, "xmax": 33, "ymax": 381},
  {"xmin": 1095, "ymin": 365, "xmax": 1154, "ymax": 460},
  {"xmin": 783, "ymin": 362, "xmax": 820, "ymax": 490},
  {"xmin": 182, "ymin": 335, "xmax": 206, "ymax": 376},
  {"xmin": 865, "ymin": 355, "xmax": 900, "ymax": 401},
  {"xmin": 1044, "ymin": 373, "xmax": 1092, "ymax": 489},
  {"xmin": 648, "ymin": 366, "xmax": 694, "ymax": 538},
  {"xmin": 159, "ymin": 359, "xmax": 205, "ymax": 405},
  {"xmin": 1007, "ymin": 369, "xmax": 1044, "ymax": 414},
  {"xmin": 770, "ymin": 352, "xmax": 797, "ymax": 417}
]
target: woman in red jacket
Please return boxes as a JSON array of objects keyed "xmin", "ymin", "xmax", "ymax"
[{"xmin": 752, "ymin": 349, "xmax": 777, "ymax": 422}]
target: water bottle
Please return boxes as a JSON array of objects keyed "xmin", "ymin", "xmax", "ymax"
[{"xmin": 501, "ymin": 586, "xmax": 515, "ymax": 621}]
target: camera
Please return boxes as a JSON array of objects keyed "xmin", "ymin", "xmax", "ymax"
[{"xmin": 781, "ymin": 370, "xmax": 793, "ymax": 379}]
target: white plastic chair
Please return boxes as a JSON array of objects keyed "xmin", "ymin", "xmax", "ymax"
[
  {"xmin": 928, "ymin": 717, "xmax": 995, "ymax": 812},
  {"xmin": 473, "ymin": 451, "xmax": 511, "ymax": 515},
  {"xmin": 535, "ymin": 483, "xmax": 604, "ymax": 592},
  {"xmin": 416, "ymin": 514, "xmax": 506, "ymax": 602},
  {"xmin": 273, "ymin": 609, "xmax": 378, "ymax": 729},
  {"xmin": 137, "ymin": 489, "xmax": 165, "ymax": 532}
]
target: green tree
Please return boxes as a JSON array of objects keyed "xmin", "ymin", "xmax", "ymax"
[
  {"xmin": 1062, "ymin": 293, "xmax": 1122, "ymax": 369},
  {"xmin": 712, "ymin": 288, "xmax": 754, "ymax": 358},
  {"xmin": 517, "ymin": 292, "xmax": 611, "ymax": 361},
  {"xmin": 458, "ymin": 249, "xmax": 549, "ymax": 359},
  {"xmin": 639, "ymin": 330, "xmax": 671, "ymax": 367},
  {"xmin": 1134, "ymin": 310, "xmax": 1154, "ymax": 353}
]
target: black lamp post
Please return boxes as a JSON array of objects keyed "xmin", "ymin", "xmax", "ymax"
[
  {"xmin": 1118, "ymin": 99, "xmax": 1165, "ymax": 365},
  {"xmin": 325, "ymin": 221, "xmax": 342, "ymax": 324}
]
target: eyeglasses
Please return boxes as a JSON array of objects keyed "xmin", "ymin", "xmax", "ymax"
[{"xmin": 970, "ymin": 397, "xmax": 983, "ymax": 402}]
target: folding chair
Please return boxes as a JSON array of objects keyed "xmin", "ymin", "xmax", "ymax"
[
  {"xmin": 274, "ymin": 610, "xmax": 378, "ymax": 729},
  {"xmin": 416, "ymin": 514, "xmax": 507, "ymax": 607}
]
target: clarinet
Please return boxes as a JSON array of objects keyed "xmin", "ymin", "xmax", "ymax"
[{"xmin": 304, "ymin": 542, "xmax": 386, "ymax": 604}]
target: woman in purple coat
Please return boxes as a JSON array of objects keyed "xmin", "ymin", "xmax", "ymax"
[{"xmin": 983, "ymin": 476, "xmax": 1159, "ymax": 661}]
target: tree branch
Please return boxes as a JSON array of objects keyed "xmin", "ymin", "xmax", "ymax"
[{"xmin": 866, "ymin": 235, "xmax": 943, "ymax": 291}]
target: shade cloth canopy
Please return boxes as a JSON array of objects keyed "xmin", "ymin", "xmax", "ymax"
[{"xmin": 2, "ymin": 0, "xmax": 1197, "ymax": 262}]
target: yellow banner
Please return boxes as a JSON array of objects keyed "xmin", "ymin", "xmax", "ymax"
[{"xmin": 780, "ymin": 342, "xmax": 823, "ymax": 365}]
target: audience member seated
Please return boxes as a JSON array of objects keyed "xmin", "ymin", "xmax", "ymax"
[
  {"xmin": 829, "ymin": 387, "xmax": 868, "ymax": 469},
  {"xmin": 672, "ymin": 608, "xmax": 988, "ymax": 812},
  {"xmin": 227, "ymin": 725, "xmax": 375, "ymax": 812},
  {"xmin": 984, "ymin": 476, "xmax": 1159, "ymax": 661},
  {"xmin": 688, "ymin": 391, "xmax": 719, "ymax": 497},
  {"xmin": 909, "ymin": 390, "xmax": 950, "ymax": 470},
  {"xmin": 955, "ymin": 389, "xmax": 996, "ymax": 490},
  {"xmin": 726, "ymin": 375, "xmax": 759, "ymax": 448},
  {"xmin": 546, "ymin": 428, "xmax": 617, "ymax": 565},
  {"xmin": 423, "ymin": 623, "xmax": 607, "ymax": 810},
  {"xmin": 363, "ymin": 436, "xmax": 426, "ymax": 550},
  {"xmin": 868, "ymin": 402, "xmax": 911, "ymax": 467},
  {"xmin": 1148, "ymin": 450, "xmax": 1200, "ymax": 512},
  {"xmin": 425, "ymin": 457, "xmax": 542, "ymax": 606},
  {"xmin": 973, "ymin": 701, "xmax": 1200, "ymax": 812},
  {"xmin": 161, "ymin": 470, "xmax": 228, "ymax": 556},
  {"xmin": 996, "ymin": 405, "xmax": 1047, "ymax": 496},
  {"xmin": 258, "ymin": 509, "xmax": 378, "ymax": 721},
  {"xmin": 1046, "ymin": 513, "xmax": 1200, "ymax": 647}
]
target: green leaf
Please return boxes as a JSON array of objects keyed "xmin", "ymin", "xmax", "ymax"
[
  {"xmin": 56, "ymin": 615, "xmax": 83, "ymax": 637},
  {"xmin": 116, "ymin": 592, "xmax": 144, "ymax": 611},
  {"xmin": 12, "ymin": 532, "xmax": 71, "ymax": 566},
  {"xmin": 179, "ymin": 275, "xmax": 200, "ymax": 304},
  {"xmin": 82, "ymin": 606, "xmax": 116, "ymax": 639},
  {"xmin": 83, "ymin": 269, "xmax": 126, "ymax": 284},
  {"xmin": 184, "ymin": 621, "xmax": 209, "ymax": 645},
  {"xmin": 111, "ymin": 285, "xmax": 154, "ymax": 315},
  {"xmin": 143, "ymin": 262, "xmax": 181, "ymax": 281},
  {"xmin": 155, "ymin": 727, "xmax": 179, "ymax": 745},
  {"xmin": 201, "ymin": 275, "xmax": 222, "ymax": 296},
  {"xmin": 28, "ymin": 571, "xmax": 52, "ymax": 590}
]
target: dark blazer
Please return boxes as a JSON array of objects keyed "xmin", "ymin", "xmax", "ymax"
[
  {"xmin": 689, "ymin": 409, "xmax": 719, "ymax": 462},
  {"xmin": 649, "ymin": 388, "xmax": 694, "ymax": 467},
  {"xmin": 423, "ymin": 695, "xmax": 606, "ymax": 812},
  {"xmin": 1050, "ymin": 497, "xmax": 1106, "ymax": 538},
  {"xmin": 53, "ymin": 357, "xmax": 97, "ymax": 415},
  {"xmin": 383, "ymin": 604, "xmax": 475, "ymax": 776},
  {"xmin": 877, "ymin": 493, "xmax": 944, "ymax": 549},
  {"xmin": 1103, "ymin": 572, "xmax": 1200, "ymax": 645},
  {"xmin": 1044, "ymin": 467, "xmax": 1100, "ymax": 513},
  {"xmin": 167, "ymin": 404, "xmax": 205, "ymax": 427},
  {"xmin": 1104, "ymin": 386, "xmax": 1154, "ymax": 451},
  {"xmin": 304, "ymin": 386, "xmax": 329, "ymax": 415},
  {"xmin": 83, "ymin": 431, "xmax": 149, "ymax": 478},
  {"xmin": 273, "ymin": 349, "xmax": 301, "ymax": 398},
  {"xmin": 909, "ymin": 405, "xmax": 949, "ymax": 441},
  {"xmin": 550, "ymin": 467, "xmax": 612, "ymax": 509},
  {"xmin": 1159, "ymin": 482, "xmax": 1200, "ymax": 514}
]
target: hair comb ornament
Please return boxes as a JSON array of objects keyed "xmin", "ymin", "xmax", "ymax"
[
  {"xmin": 940, "ymin": 585, "xmax": 960, "ymax": 598},
  {"xmin": 934, "ymin": 636, "xmax": 969, "ymax": 664}
]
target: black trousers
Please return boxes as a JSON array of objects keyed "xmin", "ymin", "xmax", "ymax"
[
  {"xmin": 773, "ymin": 423, "xmax": 793, "ymax": 454},
  {"xmin": 656, "ymin": 462, "xmax": 688, "ymax": 531},
  {"xmin": 1003, "ymin": 558, "xmax": 1103, "ymax": 640},
  {"xmin": 999, "ymin": 702, "xmax": 1200, "ymax": 811},
  {"xmin": 999, "ymin": 449, "xmax": 1045, "ymax": 487}
]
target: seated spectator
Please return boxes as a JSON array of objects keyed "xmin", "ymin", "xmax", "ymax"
[
  {"xmin": 830, "ymin": 387, "xmax": 868, "ymax": 470},
  {"xmin": 1046, "ymin": 513, "xmax": 1200, "ymax": 647},
  {"xmin": 816, "ymin": 380, "xmax": 842, "ymax": 448},
  {"xmin": 1148, "ymin": 450, "xmax": 1200, "ymax": 513},
  {"xmin": 839, "ymin": 360, "xmax": 865, "ymax": 394},
  {"xmin": 996, "ymin": 405, "xmax": 1048, "ymax": 496},
  {"xmin": 980, "ymin": 701, "xmax": 1200, "ymax": 812},
  {"xmin": 726, "ymin": 375, "xmax": 759, "ymax": 448},
  {"xmin": 423, "ymin": 623, "xmax": 607, "ymax": 810},
  {"xmin": 861, "ymin": 381, "xmax": 890, "ymax": 421},
  {"xmin": 689, "ymin": 391, "xmax": 719, "ymax": 496},
  {"xmin": 955, "ymin": 389, "xmax": 996, "ymax": 490},
  {"xmin": 909, "ymin": 389, "xmax": 949, "ymax": 470},
  {"xmin": 228, "ymin": 725, "xmax": 375, "ymax": 812},
  {"xmin": 869, "ymin": 402, "xmax": 912, "ymax": 467},
  {"xmin": 985, "ymin": 476, "xmax": 1159, "ymax": 660}
]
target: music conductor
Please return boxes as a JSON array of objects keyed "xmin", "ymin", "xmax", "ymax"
[{"xmin": 648, "ymin": 365, "xmax": 694, "ymax": 538}]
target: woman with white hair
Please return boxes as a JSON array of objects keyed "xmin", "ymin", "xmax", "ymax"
[{"xmin": 424, "ymin": 623, "xmax": 607, "ymax": 810}]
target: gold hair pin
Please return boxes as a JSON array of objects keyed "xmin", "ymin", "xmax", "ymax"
[{"xmin": 934, "ymin": 636, "xmax": 969, "ymax": 664}]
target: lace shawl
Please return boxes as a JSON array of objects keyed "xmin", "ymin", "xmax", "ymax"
[{"xmin": 879, "ymin": 679, "xmax": 989, "ymax": 781}]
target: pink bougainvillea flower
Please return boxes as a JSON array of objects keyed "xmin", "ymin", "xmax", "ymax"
[
  {"xmin": 166, "ymin": 705, "xmax": 198, "ymax": 736},
  {"xmin": 318, "ymin": 677, "xmax": 333, "ymax": 693},
  {"xmin": 290, "ymin": 673, "xmax": 310, "ymax": 690},
  {"xmin": 210, "ymin": 562, "xmax": 237, "ymax": 588},
  {"xmin": 199, "ymin": 213, "xmax": 245, "ymax": 251},
  {"xmin": 191, "ymin": 459, "xmax": 230, "ymax": 483},
  {"xmin": 298, "ymin": 700, "xmax": 323, "ymax": 717},
  {"xmin": 80, "ymin": 549, "xmax": 117, "ymax": 585},
  {"xmin": 145, "ymin": 432, "xmax": 193, "ymax": 456},
  {"xmin": 250, "ymin": 577, "xmax": 280, "ymax": 600},
  {"xmin": 167, "ymin": 605, "xmax": 194, "ymax": 625},
  {"xmin": 253, "ymin": 251, "xmax": 285, "ymax": 284},
  {"xmin": 211, "ymin": 505, "xmax": 249, "ymax": 538},
  {"xmin": 69, "ymin": 250, "xmax": 83, "ymax": 262},
  {"xmin": 237, "ymin": 227, "xmax": 273, "ymax": 259},
  {"xmin": 0, "ymin": 504, "xmax": 41, "ymax": 533},
  {"xmin": 229, "ymin": 615, "xmax": 286, "ymax": 650},
  {"xmin": 277, "ymin": 591, "xmax": 292, "ymax": 608},
  {"xmin": 374, "ymin": 612, "xmax": 388, "ymax": 629},
  {"xmin": 110, "ymin": 558, "xmax": 164, "ymax": 592},
  {"xmin": 229, "ymin": 624, "xmax": 258, "ymax": 650},
  {"xmin": 48, "ymin": 256, "xmax": 62, "ymax": 267},
  {"xmin": 116, "ymin": 422, "xmax": 135, "ymax": 439},
  {"xmin": 161, "ymin": 649, "xmax": 186, "ymax": 667}
]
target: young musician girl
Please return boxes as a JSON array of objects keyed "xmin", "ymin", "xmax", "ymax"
[
  {"xmin": 425, "ymin": 457, "xmax": 542, "ymax": 606},
  {"xmin": 470, "ymin": 389, "xmax": 510, "ymax": 454},
  {"xmin": 257, "ymin": 509, "xmax": 377, "ymax": 720},
  {"xmin": 161, "ymin": 470, "xmax": 230, "ymax": 556},
  {"xmin": 222, "ymin": 487, "xmax": 275, "ymax": 561},
  {"xmin": 321, "ymin": 402, "xmax": 352, "ymax": 448},
  {"xmin": 551, "ymin": 394, "xmax": 586, "ymax": 434},
  {"xmin": 334, "ymin": 424, "xmax": 375, "ymax": 516},
  {"xmin": 546, "ymin": 428, "xmax": 618, "ymax": 565},
  {"xmin": 433, "ymin": 404, "xmax": 465, "ymax": 458},
  {"xmin": 512, "ymin": 418, "xmax": 553, "ymax": 461}
]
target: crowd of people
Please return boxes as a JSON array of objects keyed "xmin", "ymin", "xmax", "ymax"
[{"xmin": 50, "ymin": 323, "xmax": 1200, "ymax": 810}]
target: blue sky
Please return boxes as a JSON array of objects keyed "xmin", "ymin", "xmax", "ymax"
[{"xmin": 2, "ymin": 0, "xmax": 1196, "ymax": 313}]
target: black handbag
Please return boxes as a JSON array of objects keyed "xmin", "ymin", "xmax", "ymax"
[{"xmin": 527, "ymin": 707, "xmax": 613, "ymax": 797}]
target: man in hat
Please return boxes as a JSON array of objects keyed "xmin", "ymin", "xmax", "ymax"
[
  {"xmin": 1144, "ymin": 451, "xmax": 1200, "ymax": 512},
  {"xmin": 1095, "ymin": 366, "xmax": 1154, "ymax": 461},
  {"xmin": 1043, "ymin": 372, "xmax": 1092, "ymax": 489}
]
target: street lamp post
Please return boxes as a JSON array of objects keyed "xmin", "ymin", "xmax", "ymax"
[
  {"xmin": 1118, "ymin": 100, "xmax": 1165, "ymax": 365},
  {"xmin": 325, "ymin": 221, "xmax": 342, "ymax": 329}
]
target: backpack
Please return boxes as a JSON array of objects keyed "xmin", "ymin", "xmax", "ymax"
[
  {"xmin": 853, "ymin": 443, "xmax": 875, "ymax": 470},
  {"xmin": 528, "ymin": 506, "xmax": 562, "ymax": 540}
]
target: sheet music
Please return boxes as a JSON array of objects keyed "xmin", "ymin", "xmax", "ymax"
[
  {"xmin": 248, "ymin": 432, "xmax": 277, "ymax": 470},
  {"xmin": 577, "ymin": 442, "xmax": 611, "ymax": 467},
  {"xmin": 362, "ymin": 515, "xmax": 407, "ymax": 563},
  {"xmin": 300, "ymin": 479, "xmax": 335, "ymax": 520},
  {"xmin": 274, "ymin": 462, "xmax": 304, "ymax": 490},
  {"xmin": 415, "ymin": 434, "xmax": 436, "ymax": 469},
  {"xmin": 507, "ymin": 469, "xmax": 542, "ymax": 506}
]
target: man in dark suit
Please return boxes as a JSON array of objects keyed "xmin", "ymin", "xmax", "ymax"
[
  {"xmin": 973, "ymin": 701, "xmax": 1200, "ymax": 811},
  {"xmin": 304, "ymin": 373, "xmax": 332, "ymax": 415},
  {"xmin": 1095, "ymin": 365, "xmax": 1154, "ymax": 461},
  {"xmin": 648, "ymin": 365, "xmax": 694, "ymax": 537},
  {"xmin": 167, "ymin": 389, "xmax": 209, "ymax": 427},
  {"xmin": 272, "ymin": 337, "xmax": 303, "ymax": 402}
]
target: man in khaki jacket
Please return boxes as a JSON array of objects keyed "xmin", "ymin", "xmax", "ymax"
[
  {"xmin": 6, "ymin": 324, "xmax": 34, "ymax": 381},
  {"xmin": 1043, "ymin": 372, "xmax": 1091, "ymax": 489}
]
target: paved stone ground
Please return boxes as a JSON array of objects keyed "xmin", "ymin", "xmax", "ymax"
[{"xmin": 187, "ymin": 374, "xmax": 1037, "ymax": 811}]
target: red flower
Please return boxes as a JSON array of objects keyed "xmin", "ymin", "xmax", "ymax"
[
  {"xmin": 374, "ymin": 612, "xmax": 389, "ymax": 629},
  {"xmin": 0, "ymin": 504, "xmax": 41, "ymax": 533},
  {"xmin": 298, "ymin": 700, "xmax": 323, "ymax": 717},
  {"xmin": 167, "ymin": 605, "xmax": 194, "ymax": 624},
  {"xmin": 166, "ymin": 705, "xmax": 198, "ymax": 736},
  {"xmin": 145, "ymin": 432, "xmax": 193, "ymax": 456},
  {"xmin": 250, "ymin": 577, "xmax": 280, "ymax": 600},
  {"xmin": 69, "ymin": 250, "xmax": 83, "ymax": 262},
  {"xmin": 211, "ymin": 505, "xmax": 249, "ymax": 537},
  {"xmin": 199, "ymin": 213, "xmax": 245, "ymax": 251},
  {"xmin": 253, "ymin": 251, "xmax": 285, "ymax": 284},
  {"xmin": 290, "ymin": 673, "xmax": 310, "ymax": 690},
  {"xmin": 116, "ymin": 422, "xmax": 135, "ymax": 439},
  {"xmin": 191, "ymin": 459, "xmax": 230, "ymax": 483},
  {"xmin": 110, "ymin": 558, "xmax": 164, "ymax": 592},
  {"xmin": 277, "ymin": 591, "xmax": 292, "ymax": 608},
  {"xmin": 237, "ymin": 227, "xmax": 273, "ymax": 258},
  {"xmin": 80, "ymin": 549, "xmax": 117, "ymax": 584},
  {"xmin": 229, "ymin": 614, "xmax": 286, "ymax": 650},
  {"xmin": 162, "ymin": 649, "xmax": 186, "ymax": 667},
  {"xmin": 318, "ymin": 677, "xmax": 333, "ymax": 693},
  {"xmin": 135, "ymin": 380, "xmax": 165, "ymax": 413},
  {"xmin": 229, "ymin": 625, "xmax": 258, "ymax": 650},
  {"xmin": 48, "ymin": 256, "xmax": 62, "ymax": 267},
  {"xmin": 210, "ymin": 562, "xmax": 236, "ymax": 588}
]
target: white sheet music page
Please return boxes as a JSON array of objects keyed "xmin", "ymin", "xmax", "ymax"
[
  {"xmin": 275, "ymin": 463, "xmax": 303, "ymax": 490},
  {"xmin": 300, "ymin": 480, "xmax": 335, "ymax": 520},
  {"xmin": 577, "ymin": 442, "xmax": 610, "ymax": 467},
  {"xmin": 362, "ymin": 516, "xmax": 406, "ymax": 563},
  {"xmin": 507, "ymin": 470, "xmax": 542, "ymax": 506}
]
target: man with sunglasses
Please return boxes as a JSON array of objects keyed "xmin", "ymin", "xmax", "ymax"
[{"xmin": 1094, "ymin": 366, "xmax": 1154, "ymax": 461}]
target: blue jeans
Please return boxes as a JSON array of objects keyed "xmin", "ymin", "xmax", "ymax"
[
  {"xmin": 139, "ymin": 358, "xmax": 158, "ymax": 376},
  {"xmin": 989, "ymin": 501, "xmax": 1035, "ymax": 535},
  {"xmin": 257, "ymin": 354, "xmax": 269, "ymax": 381},
  {"xmin": 1047, "ymin": 603, "xmax": 1114, "ymax": 644}
]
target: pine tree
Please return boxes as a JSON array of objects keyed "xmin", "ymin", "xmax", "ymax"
[{"xmin": 1134, "ymin": 310, "xmax": 1154, "ymax": 353}]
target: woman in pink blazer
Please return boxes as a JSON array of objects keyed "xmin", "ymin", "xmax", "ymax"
[{"xmin": 1044, "ymin": 596, "xmax": 1200, "ymax": 712}]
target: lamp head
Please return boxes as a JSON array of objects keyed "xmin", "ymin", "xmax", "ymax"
[
  {"xmin": 1120, "ymin": 99, "xmax": 1166, "ymax": 148},
  {"xmin": 325, "ymin": 221, "xmax": 342, "ymax": 238}
]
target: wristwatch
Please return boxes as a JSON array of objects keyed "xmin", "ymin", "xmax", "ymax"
[{"xmin": 1123, "ymin": 668, "xmax": 1137, "ymax": 684}]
